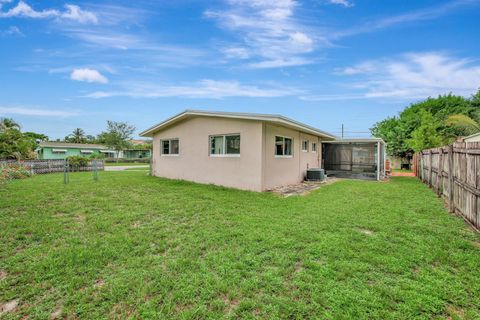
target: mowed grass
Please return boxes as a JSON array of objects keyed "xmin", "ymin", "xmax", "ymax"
[{"xmin": 1, "ymin": 172, "xmax": 479, "ymax": 319}]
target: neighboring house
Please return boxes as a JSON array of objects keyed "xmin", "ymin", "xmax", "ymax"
[
  {"xmin": 462, "ymin": 132, "xmax": 480, "ymax": 142},
  {"xmin": 116, "ymin": 139, "xmax": 152, "ymax": 159},
  {"xmin": 140, "ymin": 110, "xmax": 336, "ymax": 191},
  {"xmin": 119, "ymin": 149, "xmax": 152, "ymax": 159},
  {"xmin": 36, "ymin": 142, "xmax": 115, "ymax": 159}
]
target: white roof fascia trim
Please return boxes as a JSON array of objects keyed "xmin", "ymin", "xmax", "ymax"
[{"xmin": 140, "ymin": 110, "xmax": 336, "ymax": 139}]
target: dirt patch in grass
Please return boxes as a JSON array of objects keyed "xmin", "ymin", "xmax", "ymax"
[
  {"xmin": 50, "ymin": 307, "xmax": 62, "ymax": 319},
  {"xmin": 131, "ymin": 221, "xmax": 141, "ymax": 228},
  {"xmin": 221, "ymin": 294, "xmax": 240, "ymax": 314},
  {"xmin": 358, "ymin": 228, "xmax": 374, "ymax": 236},
  {"xmin": 93, "ymin": 279, "xmax": 105, "ymax": 288},
  {"xmin": 446, "ymin": 304, "xmax": 465, "ymax": 319},
  {"xmin": 1, "ymin": 299, "xmax": 19, "ymax": 315},
  {"xmin": 0, "ymin": 270, "xmax": 7, "ymax": 280}
]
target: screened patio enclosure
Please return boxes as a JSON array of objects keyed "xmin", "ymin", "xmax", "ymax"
[{"xmin": 322, "ymin": 138, "xmax": 386, "ymax": 180}]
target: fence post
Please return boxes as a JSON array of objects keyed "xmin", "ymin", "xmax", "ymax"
[
  {"xmin": 447, "ymin": 145, "xmax": 455, "ymax": 213},
  {"xmin": 428, "ymin": 150, "xmax": 433, "ymax": 187},
  {"xmin": 437, "ymin": 149, "xmax": 443, "ymax": 196},
  {"xmin": 64, "ymin": 159, "xmax": 69, "ymax": 184},
  {"xmin": 93, "ymin": 160, "xmax": 98, "ymax": 181}
]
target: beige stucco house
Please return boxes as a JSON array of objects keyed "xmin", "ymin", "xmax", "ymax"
[{"xmin": 140, "ymin": 110, "xmax": 336, "ymax": 191}]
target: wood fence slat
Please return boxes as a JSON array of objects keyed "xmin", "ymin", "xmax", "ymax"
[{"xmin": 416, "ymin": 142, "xmax": 479, "ymax": 231}]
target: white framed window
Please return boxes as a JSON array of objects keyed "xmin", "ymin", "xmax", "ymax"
[
  {"xmin": 52, "ymin": 149, "xmax": 67, "ymax": 154},
  {"xmin": 275, "ymin": 136, "xmax": 293, "ymax": 157},
  {"xmin": 80, "ymin": 150, "xmax": 93, "ymax": 154},
  {"xmin": 210, "ymin": 134, "xmax": 240, "ymax": 156},
  {"xmin": 302, "ymin": 140, "xmax": 309, "ymax": 152},
  {"xmin": 161, "ymin": 139, "xmax": 179, "ymax": 155},
  {"xmin": 312, "ymin": 142, "xmax": 317, "ymax": 153}
]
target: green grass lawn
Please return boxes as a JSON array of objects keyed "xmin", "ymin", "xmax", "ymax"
[
  {"xmin": 1, "ymin": 172, "xmax": 479, "ymax": 319},
  {"xmin": 104, "ymin": 162, "xmax": 149, "ymax": 166}
]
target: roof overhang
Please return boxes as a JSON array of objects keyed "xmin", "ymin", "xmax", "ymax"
[
  {"xmin": 323, "ymin": 138, "xmax": 386, "ymax": 144},
  {"xmin": 463, "ymin": 132, "xmax": 480, "ymax": 140},
  {"xmin": 140, "ymin": 110, "xmax": 336, "ymax": 140}
]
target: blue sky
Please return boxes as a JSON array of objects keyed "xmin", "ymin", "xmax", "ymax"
[{"xmin": 1, "ymin": 0, "xmax": 480, "ymax": 139}]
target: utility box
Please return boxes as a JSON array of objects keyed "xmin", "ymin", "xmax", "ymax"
[{"xmin": 306, "ymin": 168, "xmax": 325, "ymax": 181}]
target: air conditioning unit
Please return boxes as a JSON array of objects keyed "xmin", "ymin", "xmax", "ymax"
[{"xmin": 306, "ymin": 168, "xmax": 325, "ymax": 181}]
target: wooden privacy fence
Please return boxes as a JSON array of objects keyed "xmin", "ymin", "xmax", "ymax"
[{"xmin": 416, "ymin": 142, "xmax": 480, "ymax": 230}]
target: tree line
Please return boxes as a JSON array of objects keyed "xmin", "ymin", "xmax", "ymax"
[
  {"xmin": 371, "ymin": 90, "xmax": 480, "ymax": 156},
  {"xmin": 0, "ymin": 119, "xmax": 150, "ymax": 160}
]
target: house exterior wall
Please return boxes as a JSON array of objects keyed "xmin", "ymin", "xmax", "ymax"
[
  {"xmin": 37, "ymin": 147, "xmax": 104, "ymax": 159},
  {"xmin": 151, "ymin": 116, "xmax": 264, "ymax": 191},
  {"xmin": 262, "ymin": 124, "xmax": 321, "ymax": 190}
]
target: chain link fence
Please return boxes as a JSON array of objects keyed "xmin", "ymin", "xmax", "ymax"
[{"xmin": 0, "ymin": 159, "xmax": 104, "ymax": 174}]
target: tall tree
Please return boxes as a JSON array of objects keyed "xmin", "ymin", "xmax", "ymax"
[
  {"xmin": 24, "ymin": 132, "xmax": 48, "ymax": 142},
  {"xmin": 406, "ymin": 111, "xmax": 443, "ymax": 152},
  {"xmin": 445, "ymin": 114, "xmax": 480, "ymax": 136},
  {"xmin": 0, "ymin": 118, "xmax": 21, "ymax": 133},
  {"xmin": 0, "ymin": 129, "xmax": 36, "ymax": 160},
  {"xmin": 371, "ymin": 91, "xmax": 480, "ymax": 155},
  {"xmin": 66, "ymin": 128, "xmax": 87, "ymax": 143},
  {"xmin": 98, "ymin": 121, "xmax": 136, "ymax": 158}
]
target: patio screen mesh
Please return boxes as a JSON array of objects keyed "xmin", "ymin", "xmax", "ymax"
[{"xmin": 323, "ymin": 143, "xmax": 379, "ymax": 173}]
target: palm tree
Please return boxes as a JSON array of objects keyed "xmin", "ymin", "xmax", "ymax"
[
  {"xmin": 0, "ymin": 118, "xmax": 21, "ymax": 133},
  {"xmin": 67, "ymin": 128, "xmax": 86, "ymax": 143},
  {"xmin": 446, "ymin": 114, "xmax": 480, "ymax": 135}
]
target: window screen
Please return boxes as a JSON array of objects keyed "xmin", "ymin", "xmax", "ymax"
[
  {"xmin": 275, "ymin": 136, "xmax": 293, "ymax": 156},
  {"xmin": 302, "ymin": 140, "xmax": 309, "ymax": 151},
  {"xmin": 162, "ymin": 139, "xmax": 179, "ymax": 155},
  {"xmin": 210, "ymin": 135, "xmax": 240, "ymax": 155}
]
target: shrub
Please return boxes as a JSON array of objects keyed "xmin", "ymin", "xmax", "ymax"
[
  {"xmin": 0, "ymin": 162, "xmax": 32, "ymax": 181},
  {"xmin": 66, "ymin": 156, "xmax": 89, "ymax": 171}
]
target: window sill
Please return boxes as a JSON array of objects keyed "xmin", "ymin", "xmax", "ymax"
[
  {"xmin": 210, "ymin": 154, "xmax": 240, "ymax": 158},
  {"xmin": 275, "ymin": 155, "xmax": 293, "ymax": 158},
  {"xmin": 161, "ymin": 154, "xmax": 179, "ymax": 157}
]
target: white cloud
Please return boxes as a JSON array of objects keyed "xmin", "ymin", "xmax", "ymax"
[
  {"xmin": 70, "ymin": 68, "xmax": 108, "ymax": 84},
  {"xmin": 60, "ymin": 4, "xmax": 97, "ymax": 24},
  {"xmin": 0, "ymin": 1, "xmax": 58, "ymax": 18},
  {"xmin": 327, "ymin": 0, "xmax": 353, "ymax": 7},
  {"xmin": 249, "ymin": 57, "xmax": 312, "ymax": 69},
  {"xmin": 85, "ymin": 79, "xmax": 302, "ymax": 99},
  {"xmin": 0, "ymin": 1, "xmax": 97, "ymax": 24},
  {"xmin": 333, "ymin": 0, "xmax": 477, "ymax": 38},
  {"xmin": 206, "ymin": 0, "xmax": 318, "ymax": 68},
  {"xmin": 222, "ymin": 47, "xmax": 251, "ymax": 59},
  {"xmin": 0, "ymin": 25, "xmax": 23, "ymax": 36},
  {"xmin": 0, "ymin": 106, "xmax": 78, "ymax": 117},
  {"xmin": 319, "ymin": 52, "xmax": 480, "ymax": 101}
]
